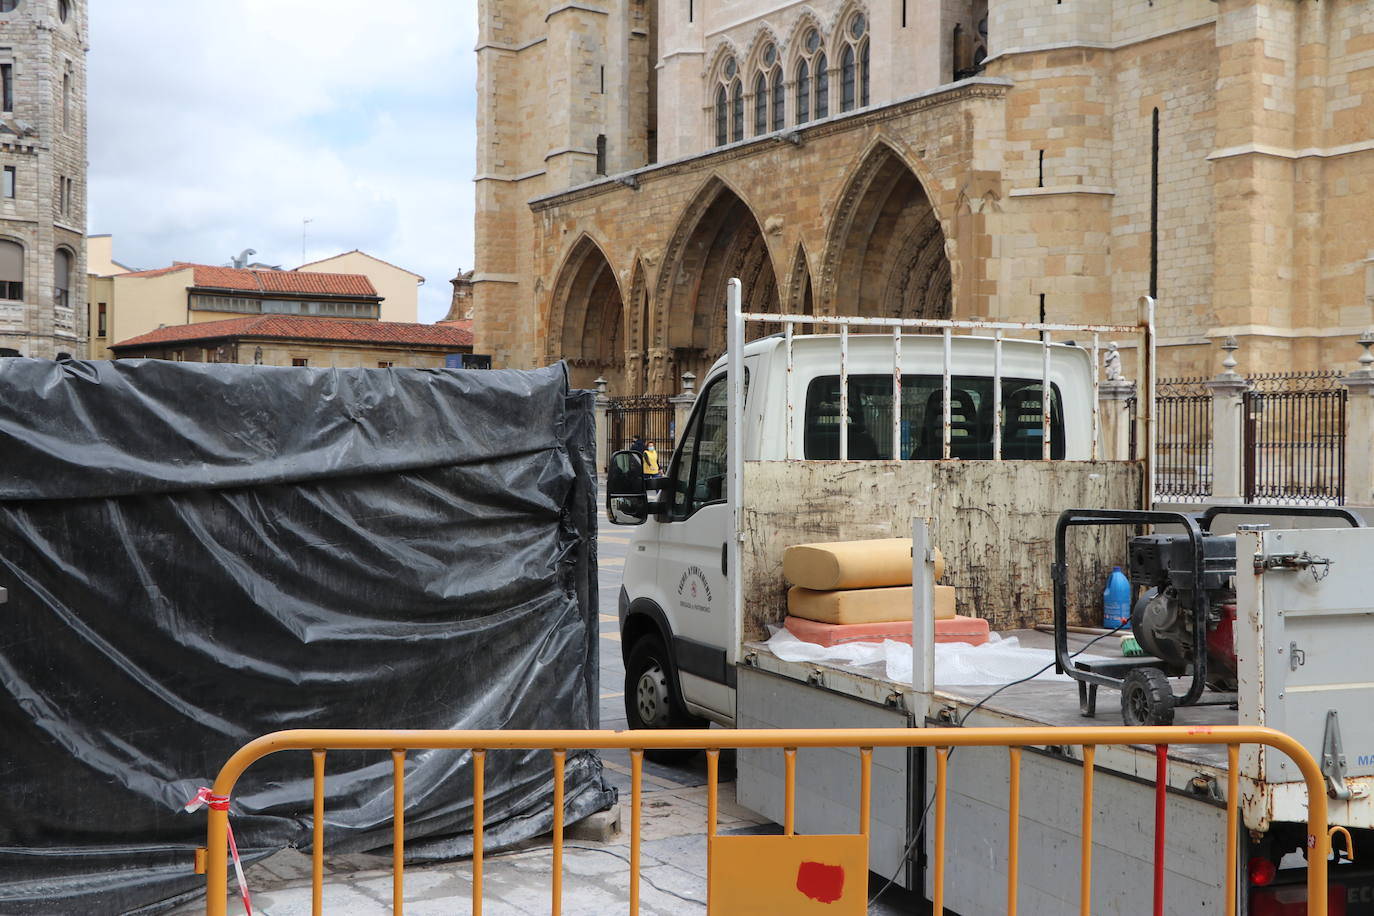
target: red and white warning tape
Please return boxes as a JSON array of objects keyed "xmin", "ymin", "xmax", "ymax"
[{"xmin": 185, "ymin": 787, "xmax": 253, "ymax": 916}]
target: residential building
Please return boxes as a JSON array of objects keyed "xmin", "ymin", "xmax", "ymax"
[
  {"xmin": 87, "ymin": 261, "xmax": 381, "ymax": 360},
  {"xmin": 109, "ymin": 314, "xmax": 473, "ymax": 369},
  {"xmin": 0, "ymin": 0, "xmax": 87, "ymax": 359},
  {"xmin": 474, "ymin": 0, "xmax": 1374, "ymax": 393},
  {"xmin": 296, "ymin": 249, "xmax": 423, "ymax": 323}
]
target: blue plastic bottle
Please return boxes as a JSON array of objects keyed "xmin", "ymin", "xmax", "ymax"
[{"xmin": 1103, "ymin": 566, "xmax": 1132, "ymax": 629}]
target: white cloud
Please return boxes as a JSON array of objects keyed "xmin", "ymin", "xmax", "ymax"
[{"xmin": 88, "ymin": 1, "xmax": 478, "ymax": 322}]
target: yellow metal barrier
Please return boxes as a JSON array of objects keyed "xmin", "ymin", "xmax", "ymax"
[{"xmin": 197, "ymin": 725, "xmax": 1331, "ymax": 916}]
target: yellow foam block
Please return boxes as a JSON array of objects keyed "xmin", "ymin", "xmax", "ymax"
[
  {"xmin": 783, "ymin": 538, "xmax": 944, "ymax": 590},
  {"xmin": 787, "ymin": 584, "xmax": 956, "ymax": 625}
]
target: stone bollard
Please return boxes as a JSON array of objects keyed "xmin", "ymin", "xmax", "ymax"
[
  {"xmin": 594, "ymin": 377, "xmax": 611, "ymax": 474},
  {"xmin": 1203, "ymin": 337, "xmax": 1247, "ymax": 501},
  {"xmin": 1340, "ymin": 331, "xmax": 1374, "ymax": 506}
]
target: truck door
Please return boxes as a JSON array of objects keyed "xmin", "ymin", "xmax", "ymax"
[{"xmin": 656, "ymin": 369, "xmax": 745, "ymax": 721}]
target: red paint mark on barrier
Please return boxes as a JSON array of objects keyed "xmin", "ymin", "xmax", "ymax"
[{"xmin": 796, "ymin": 861, "xmax": 845, "ymax": 903}]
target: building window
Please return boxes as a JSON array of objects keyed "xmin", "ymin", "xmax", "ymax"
[
  {"xmin": 0, "ymin": 238, "xmax": 23, "ymax": 301},
  {"xmin": 58, "ymin": 0, "xmax": 69, "ymax": 23},
  {"xmin": 714, "ymin": 84, "xmax": 727, "ymax": 146},
  {"xmin": 712, "ymin": 55, "xmax": 745, "ymax": 146},
  {"xmin": 730, "ymin": 77, "xmax": 743, "ymax": 141},
  {"xmin": 839, "ymin": 13, "xmax": 868, "ymax": 111},
  {"xmin": 97, "ymin": 301, "xmax": 106, "ymax": 337},
  {"xmin": 291, "ymin": 357, "xmax": 309, "ymax": 367},
  {"xmin": 771, "ymin": 66, "xmax": 785, "ymax": 131},
  {"xmin": 378, "ymin": 360, "xmax": 394, "ymax": 369},
  {"xmin": 2, "ymin": 166, "xmax": 13, "ymax": 199},
  {"xmin": 62, "ymin": 71, "xmax": 69, "ymax": 133},
  {"xmin": 1, "ymin": 64, "xmax": 11, "ymax": 113},
  {"xmin": 53, "ymin": 247, "xmax": 70, "ymax": 307},
  {"xmin": 753, "ymin": 71, "xmax": 767, "ymax": 136},
  {"xmin": 795, "ymin": 28, "xmax": 829, "ymax": 124},
  {"xmin": 0, "ymin": 3, "xmax": 15, "ymax": 14},
  {"xmin": 595, "ymin": 133, "xmax": 607, "ymax": 175}
]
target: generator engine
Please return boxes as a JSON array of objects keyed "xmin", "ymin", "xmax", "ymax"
[{"xmin": 1127, "ymin": 532, "xmax": 1239, "ymax": 691}]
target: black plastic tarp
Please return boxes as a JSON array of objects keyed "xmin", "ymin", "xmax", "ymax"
[{"xmin": 0, "ymin": 358, "xmax": 614, "ymax": 914}]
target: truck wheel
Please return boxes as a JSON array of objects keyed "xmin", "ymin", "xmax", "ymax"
[
  {"xmin": 1120, "ymin": 667, "xmax": 1175, "ymax": 727},
  {"xmin": 625, "ymin": 633, "xmax": 706, "ymax": 762}
]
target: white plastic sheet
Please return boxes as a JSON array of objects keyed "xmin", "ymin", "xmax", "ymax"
[{"xmin": 764, "ymin": 627, "xmax": 1109, "ymax": 687}]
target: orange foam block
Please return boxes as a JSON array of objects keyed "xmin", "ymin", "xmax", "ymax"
[{"xmin": 784, "ymin": 614, "xmax": 990, "ymax": 648}]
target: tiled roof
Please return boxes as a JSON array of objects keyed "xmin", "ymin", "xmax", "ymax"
[
  {"xmin": 111, "ymin": 315, "xmax": 474, "ymax": 350},
  {"xmin": 114, "ymin": 262, "xmax": 378, "ymax": 297}
]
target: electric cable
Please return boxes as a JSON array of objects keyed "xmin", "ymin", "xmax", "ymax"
[{"xmin": 867, "ymin": 620, "xmax": 1131, "ymax": 910}]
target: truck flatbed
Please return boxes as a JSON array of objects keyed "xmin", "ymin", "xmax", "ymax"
[{"xmin": 744, "ymin": 628, "xmax": 1235, "ymax": 775}]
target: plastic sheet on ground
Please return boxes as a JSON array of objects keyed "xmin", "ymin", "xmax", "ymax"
[
  {"xmin": 764, "ymin": 626, "xmax": 1109, "ymax": 687},
  {"xmin": 0, "ymin": 357, "xmax": 614, "ymax": 915}
]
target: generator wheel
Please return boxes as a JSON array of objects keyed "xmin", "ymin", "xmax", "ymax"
[{"xmin": 1120, "ymin": 667, "xmax": 1175, "ymax": 727}]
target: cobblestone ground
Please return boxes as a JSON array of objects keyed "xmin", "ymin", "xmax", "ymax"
[{"xmin": 174, "ymin": 501, "xmax": 927, "ymax": 915}]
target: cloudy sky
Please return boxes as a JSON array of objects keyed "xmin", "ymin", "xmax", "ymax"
[{"xmin": 88, "ymin": 1, "xmax": 478, "ymax": 323}]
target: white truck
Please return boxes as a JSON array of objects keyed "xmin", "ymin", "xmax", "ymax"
[{"xmin": 605, "ymin": 281, "xmax": 1374, "ymax": 913}]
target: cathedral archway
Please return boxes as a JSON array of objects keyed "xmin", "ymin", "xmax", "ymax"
[
  {"xmin": 822, "ymin": 141, "xmax": 952, "ymax": 320},
  {"xmin": 654, "ymin": 176, "xmax": 780, "ymax": 391},
  {"xmin": 548, "ymin": 235, "xmax": 625, "ymax": 390}
]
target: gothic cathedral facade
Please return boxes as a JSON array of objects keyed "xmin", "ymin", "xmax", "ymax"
[{"xmin": 474, "ymin": 1, "xmax": 1374, "ymax": 394}]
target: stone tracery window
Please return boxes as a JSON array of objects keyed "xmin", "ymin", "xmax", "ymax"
[
  {"xmin": 795, "ymin": 27, "xmax": 829, "ymax": 125},
  {"xmin": 751, "ymin": 42, "xmax": 784, "ymax": 136},
  {"xmin": 840, "ymin": 11, "xmax": 869, "ymax": 112},
  {"xmin": 713, "ymin": 54, "xmax": 744, "ymax": 147}
]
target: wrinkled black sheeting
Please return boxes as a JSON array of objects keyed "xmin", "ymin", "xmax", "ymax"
[{"xmin": 0, "ymin": 359, "xmax": 614, "ymax": 915}]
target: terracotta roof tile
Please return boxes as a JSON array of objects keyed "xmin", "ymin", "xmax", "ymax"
[
  {"xmin": 110, "ymin": 262, "xmax": 378, "ymax": 297},
  {"xmin": 111, "ymin": 315, "xmax": 474, "ymax": 350}
]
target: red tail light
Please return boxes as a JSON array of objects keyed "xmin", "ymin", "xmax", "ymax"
[{"xmin": 1249, "ymin": 857, "xmax": 1278, "ymax": 887}]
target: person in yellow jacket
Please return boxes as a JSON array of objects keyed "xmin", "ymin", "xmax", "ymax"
[{"xmin": 642, "ymin": 441, "xmax": 661, "ymax": 478}]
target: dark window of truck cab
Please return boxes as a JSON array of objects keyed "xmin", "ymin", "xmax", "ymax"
[
  {"xmin": 803, "ymin": 373, "xmax": 1064, "ymax": 460},
  {"xmin": 669, "ymin": 370, "xmax": 747, "ymax": 518}
]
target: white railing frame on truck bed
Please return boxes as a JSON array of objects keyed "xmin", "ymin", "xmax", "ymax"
[{"xmin": 723, "ymin": 278, "xmax": 1157, "ymax": 635}]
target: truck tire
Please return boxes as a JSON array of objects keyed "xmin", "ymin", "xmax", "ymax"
[
  {"xmin": 625, "ymin": 633, "xmax": 707, "ymax": 762},
  {"xmin": 1120, "ymin": 667, "xmax": 1175, "ymax": 727}
]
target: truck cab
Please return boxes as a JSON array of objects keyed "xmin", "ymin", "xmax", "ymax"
[{"xmin": 610, "ymin": 330, "xmax": 1098, "ymax": 731}]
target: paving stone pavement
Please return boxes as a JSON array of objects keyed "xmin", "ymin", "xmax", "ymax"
[{"xmin": 169, "ymin": 500, "xmax": 928, "ymax": 914}]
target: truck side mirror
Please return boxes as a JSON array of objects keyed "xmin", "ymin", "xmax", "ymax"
[{"xmin": 606, "ymin": 449, "xmax": 650, "ymax": 525}]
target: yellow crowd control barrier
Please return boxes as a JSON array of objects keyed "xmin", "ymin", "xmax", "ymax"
[{"xmin": 196, "ymin": 725, "xmax": 1331, "ymax": 916}]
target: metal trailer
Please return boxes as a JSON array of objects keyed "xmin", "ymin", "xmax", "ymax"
[{"xmin": 735, "ymin": 519, "xmax": 1374, "ymax": 914}]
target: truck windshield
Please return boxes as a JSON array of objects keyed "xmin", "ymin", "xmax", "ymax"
[{"xmin": 804, "ymin": 374, "xmax": 1064, "ymax": 460}]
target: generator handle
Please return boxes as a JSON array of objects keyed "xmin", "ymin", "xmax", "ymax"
[
  {"xmin": 1052, "ymin": 508, "xmax": 1209, "ymax": 709},
  {"xmin": 1197, "ymin": 504, "xmax": 1364, "ymax": 532}
]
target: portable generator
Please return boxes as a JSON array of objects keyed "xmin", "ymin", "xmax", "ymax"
[{"xmin": 1052, "ymin": 505, "xmax": 1362, "ymax": 726}]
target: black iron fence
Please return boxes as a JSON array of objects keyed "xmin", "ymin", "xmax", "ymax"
[
  {"xmin": 1154, "ymin": 376, "xmax": 1213, "ymax": 499},
  {"xmin": 1243, "ymin": 371, "xmax": 1346, "ymax": 505},
  {"xmin": 607, "ymin": 394, "xmax": 676, "ymax": 460}
]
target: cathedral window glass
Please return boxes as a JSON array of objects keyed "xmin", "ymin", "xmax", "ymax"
[
  {"xmin": 795, "ymin": 58, "xmax": 810, "ymax": 125},
  {"xmin": 754, "ymin": 71, "xmax": 767, "ymax": 136},
  {"xmin": 731, "ymin": 78, "xmax": 743, "ymax": 141},
  {"xmin": 771, "ymin": 66, "xmax": 785, "ymax": 132},
  {"xmin": 815, "ymin": 51, "xmax": 828, "ymax": 118},
  {"xmin": 715, "ymin": 85, "xmax": 728, "ymax": 146}
]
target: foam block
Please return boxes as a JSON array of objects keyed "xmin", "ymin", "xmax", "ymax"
[
  {"xmin": 787, "ymin": 584, "xmax": 956, "ymax": 625},
  {"xmin": 783, "ymin": 538, "xmax": 945, "ymax": 590},
  {"xmin": 783, "ymin": 614, "xmax": 991, "ymax": 648}
]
